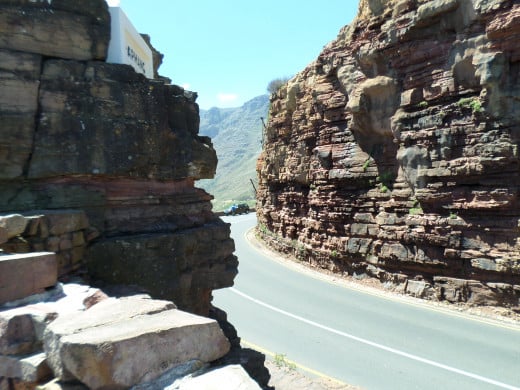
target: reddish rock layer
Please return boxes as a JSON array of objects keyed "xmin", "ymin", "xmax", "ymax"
[
  {"xmin": 0, "ymin": 0, "xmax": 236, "ymax": 316},
  {"xmin": 257, "ymin": 0, "xmax": 520, "ymax": 308}
]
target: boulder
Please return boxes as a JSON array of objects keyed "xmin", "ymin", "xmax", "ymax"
[
  {"xmin": 44, "ymin": 297, "xmax": 230, "ymax": 389},
  {"xmin": 0, "ymin": 352, "xmax": 52, "ymax": 383},
  {"xmin": 171, "ymin": 365, "xmax": 261, "ymax": 390},
  {"xmin": 0, "ymin": 253, "xmax": 57, "ymax": 305},
  {"xmin": 0, "ymin": 306, "xmax": 56, "ymax": 355},
  {"xmin": 0, "ymin": 214, "xmax": 28, "ymax": 239},
  {"xmin": 43, "ymin": 295, "xmax": 175, "ymax": 379},
  {"xmin": 130, "ymin": 360, "xmax": 206, "ymax": 390}
]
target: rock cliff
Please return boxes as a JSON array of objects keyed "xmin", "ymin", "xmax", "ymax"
[
  {"xmin": 0, "ymin": 0, "xmax": 271, "ymax": 388},
  {"xmin": 0, "ymin": 0, "xmax": 236, "ymax": 316},
  {"xmin": 257, "ymin": 0, "xmax": 520, "ymax": 309}
]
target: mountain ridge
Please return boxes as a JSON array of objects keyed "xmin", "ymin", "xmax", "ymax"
[{"xmin": 199, "ymin": 94, "xmax": 269, "ymax": 211}]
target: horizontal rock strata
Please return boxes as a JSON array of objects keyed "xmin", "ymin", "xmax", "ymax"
[
  {"xmin": 0, "ymin": 0, "xmax": 236, "ymax": 316},
  {"xmin": 0, "ymin": 253, "xmax": 57, "ymax": 304},
  {"xmin": 0, "ymin": 212, "xmax": 94, "ymax": 277},
  {"xmin": 257, "ymin": 0, "xmax": 520, "ymax": 308}
]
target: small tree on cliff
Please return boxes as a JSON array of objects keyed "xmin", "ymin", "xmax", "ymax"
[{"xmin": 267, "ymin": 77, "xmax": 291, "ymax": 94}]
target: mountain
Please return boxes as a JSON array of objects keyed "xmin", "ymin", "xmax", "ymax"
[{"xmin": 198, "ymin": 95, "xmax": 269, "ymax": 211}]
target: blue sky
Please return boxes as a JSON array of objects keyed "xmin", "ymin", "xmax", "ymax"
[{"xmin": 108, "ymin": 1, "xmax": 357, "ymax": 109}]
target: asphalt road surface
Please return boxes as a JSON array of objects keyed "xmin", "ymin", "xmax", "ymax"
[{"xmin": 213, "ymin": 213, "xmax": 520, "ymax": 390}]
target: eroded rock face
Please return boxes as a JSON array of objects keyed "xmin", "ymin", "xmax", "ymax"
[
  {"xmin": 0, "ymin": 0, "xmax": 236, "ymax": 316},
  {"xmin": 257, "ymin": 0, "xmax": 520, "ymax": 308}
]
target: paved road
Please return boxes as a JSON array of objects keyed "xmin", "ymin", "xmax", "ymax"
[{"xmin": 213, "ymin": 213, "xmax": 520, "ymax": 390}]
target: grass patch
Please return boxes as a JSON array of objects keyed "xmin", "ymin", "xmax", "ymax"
[{"xmin": 274, "ymin": 353, "xmax": 297, "ymax": 370}]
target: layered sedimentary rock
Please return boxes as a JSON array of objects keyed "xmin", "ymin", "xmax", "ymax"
[
  {"xmin": 0, "ymin": 252, "xmax": 57, "ymax": 304},
  {"xmin": 0, "ymin": 0, "xmax": 237, "ymax": 316},
  {"xmin": 258, "ymin": 0, "xmax": 520, "ymax": 308},
  {"xmin": 0, "ymin": 212, "xmax": 95, "ymax": 278},
  {"xmin": 0, "ymin": 285, "xmax": 236, "ymax": 389}
]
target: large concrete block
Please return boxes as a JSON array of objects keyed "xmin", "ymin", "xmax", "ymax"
[{"xmin": 0, "ymin": 253, "xmax": 57, "ymax": 305}]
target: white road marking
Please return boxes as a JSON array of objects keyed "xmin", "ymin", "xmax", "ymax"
[{"xmin": 231, "ymin": 287, "xmax": 520, "ymax": 390}]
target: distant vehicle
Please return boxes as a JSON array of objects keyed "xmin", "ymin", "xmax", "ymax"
[{"xmin": 224, "ymin": 203, "xmax": 250, "ymax": 216}]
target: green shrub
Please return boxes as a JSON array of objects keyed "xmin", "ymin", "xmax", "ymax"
[
  {"xmin": 469, "ymin": 100, "xmax": 482, "ymax": 113},
  {"xmin": 457, "ymin": 97, "xmax": 482, "ymax": 113}
]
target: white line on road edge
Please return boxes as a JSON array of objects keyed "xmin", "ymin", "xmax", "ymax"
[{"xmin": 231, "ymin": 287, "xmax": 520, "ymax": 390}]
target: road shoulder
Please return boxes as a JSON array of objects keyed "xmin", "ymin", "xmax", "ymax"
[{"xmin": 265, "ymin": 359, "xmax": 360, "ymax": 390}]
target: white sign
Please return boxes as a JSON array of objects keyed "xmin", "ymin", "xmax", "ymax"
[{"xmin": 106, "ymin": 7, "xmax": 154, "ymax": 78}]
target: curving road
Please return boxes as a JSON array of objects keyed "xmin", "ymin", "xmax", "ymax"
[{"xmin": 213, "ymin": 213, "xmax": 520, "ymax": 390}]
